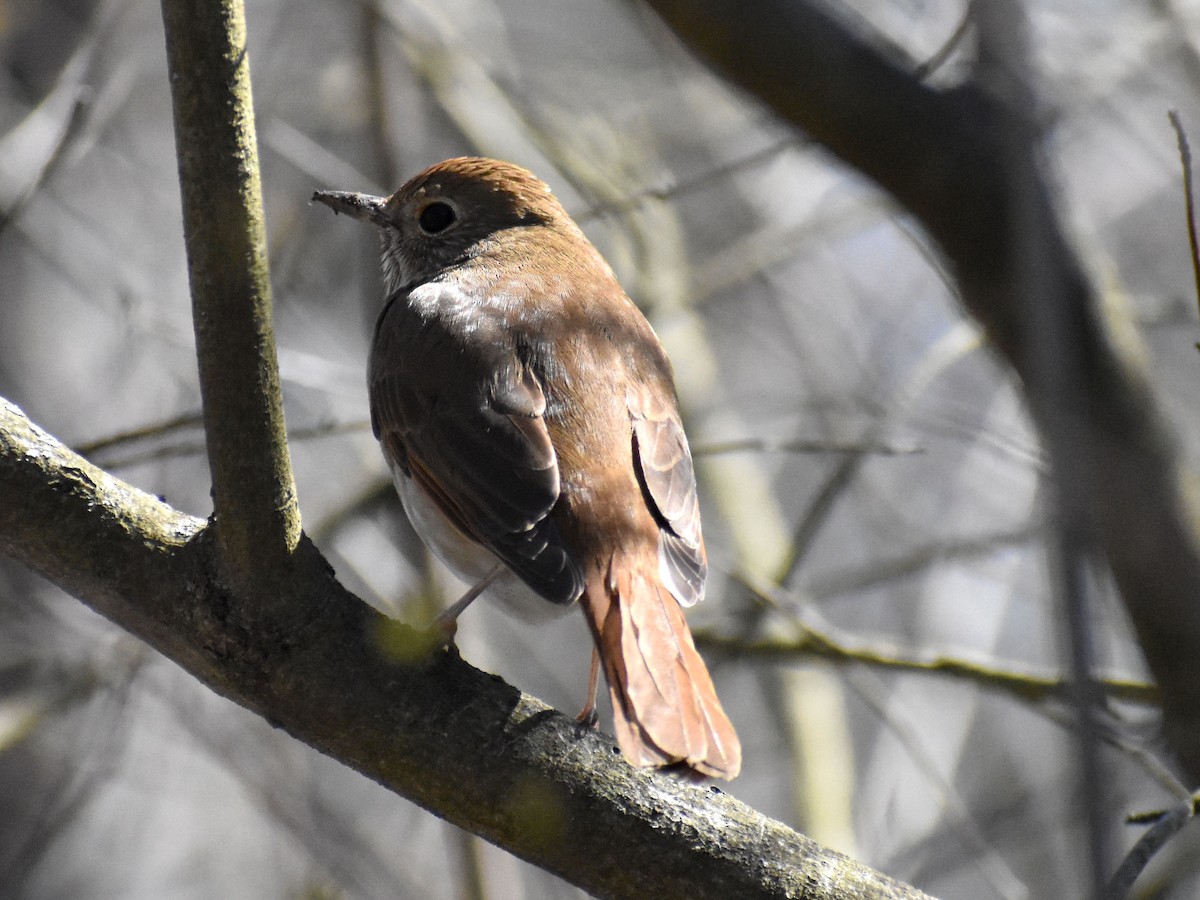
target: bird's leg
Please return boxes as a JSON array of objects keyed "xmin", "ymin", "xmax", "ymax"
[
  {"xmin": 575, "ymin": 647, "xmax": 601, "ymax": 729},
  {"xmin": 433, "ymin": 564, "xmax": 504, "ymax": 644}
]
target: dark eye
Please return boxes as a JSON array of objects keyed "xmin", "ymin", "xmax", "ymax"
[{"xmin": 418, "ymin": 201, "xmax": 456, "ymax": 234}]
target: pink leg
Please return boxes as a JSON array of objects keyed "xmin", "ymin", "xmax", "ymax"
[
  {"xmin": 575, "ymin": 647, "xmax": 601, "ymax": 728},
  {"xmin": 433, "ymin": 564, "xmax": 503, "ymax": 643}
]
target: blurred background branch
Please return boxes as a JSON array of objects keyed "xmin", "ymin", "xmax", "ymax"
[{"xmin": 643, "ymin": 0, "xmax": 1200, "ymax": 786}]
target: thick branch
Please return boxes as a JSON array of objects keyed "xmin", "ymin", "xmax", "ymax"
[
  {"xmin": 643, "ymin": 0, "xmax": 1200, "ymax": 783},
  {"xmin": 160, "ymin": 0, "xmax": 300, "ymax": 588},
  {"xmin": 0, "ymin": 398, "xmax": 929, "ymax": 900}
]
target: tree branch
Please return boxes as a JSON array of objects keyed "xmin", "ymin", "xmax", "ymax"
[
  {"xmin": 696, "ymin": 631, "xmax": 1158, "ymax": 708},
  {"xmin": 642, "ymin": 0, "xmax": 1200, "ymax": 784},
  {"xmin": 0, "ymin": 397, "xmax": 929, "ymax": 900},
  {"xmin": 160, "ymin": 0, "xmax": 301, "ymax": 591}
]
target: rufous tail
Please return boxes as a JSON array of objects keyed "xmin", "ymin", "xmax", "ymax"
[{"xmin": 581, "ymin": 555, "xmax": 741, "ymax": 779}]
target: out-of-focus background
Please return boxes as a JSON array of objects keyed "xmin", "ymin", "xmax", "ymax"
[{"xmin": 1, "ymin": 0, "xmax": 1198, "ymax": 897}]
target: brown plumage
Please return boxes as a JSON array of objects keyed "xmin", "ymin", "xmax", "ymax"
[{"xmin": 314, "ymin": 157, "xmax": 740, "ymax": 779}]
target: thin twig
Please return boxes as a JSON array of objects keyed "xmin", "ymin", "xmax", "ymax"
[
  {"xmin": 83, "ymin": 419, "xmax": 370, "ymax": 470},
  {"xmin": 694, "ymin": 630, "xmax": 1158, "ymax": 707},
  {"xmin": 360, "ymin": 1, "xmax": 399, "ymax": 189},
  {"xmin": 1167, "ymin": 110, "xmax": 1200, "ymax": 351},
  {"xmin": 692, "ymin": 437, "xmax": 922, "ymax": 457},
  {"xmin": 575, "ymin": 139, "xmax": 795, "ymax": 224},
  {"xmin": 1107, "ymin": 795, "xmax": 1200, "ymax": 898},
  {"xmin": 76, "ymin": 411, "xmax": 204, "ymax": 455},
  {"xmin": 913, "ymin": 5, "xmax": 974, "ymax": 81},
  {"xmin": 844, "ymin": 667, "xmax": 1029, "ymax": 900},
  {"xmin": 719, "ymin": 568, "xmax": 1187, "ymax": 798},
  {"xmin": 713, "ymin": 570, "xmax": 1159, "ymax": 706}
]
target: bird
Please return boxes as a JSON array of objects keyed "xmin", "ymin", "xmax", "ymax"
[{"xmin": 313, "ymin": 157, "xmax": 740, "ymax": 779}]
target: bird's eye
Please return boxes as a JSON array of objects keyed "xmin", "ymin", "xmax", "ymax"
[{"xmin": 418, "ymin": 201, "xmax": 457, "ymax": 234}]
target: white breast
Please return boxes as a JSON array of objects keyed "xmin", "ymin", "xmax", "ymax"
[{"xmin": 390, "ymin": 465, "xmax": 571, "ymax": 622}]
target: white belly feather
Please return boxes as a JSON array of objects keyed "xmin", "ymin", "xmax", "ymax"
[{"xmin": 390, "ymin": 464, "xmax": 571, "ymax": 622}]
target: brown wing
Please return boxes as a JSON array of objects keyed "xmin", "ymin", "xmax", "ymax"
[
  {"xmin": 630, "ymin": 388, "xmax": 707, "ymax": 608},
  {"xmin": 369, "ymin": 283, "xmax": 584, "ymax": 603}
]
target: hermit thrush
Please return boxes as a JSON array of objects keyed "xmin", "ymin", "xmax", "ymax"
[{"xmin": 313, "ymin": 157, "xmax": 741, "ymax": 779}]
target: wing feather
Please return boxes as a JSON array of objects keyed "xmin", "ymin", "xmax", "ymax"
[
  {"xmin": 369, "ymin": 283, "xmax": 584, "ymax": 603},
  {"xmin": 629, "ymin": 389, "xmax": 707, "ymax": 607}
]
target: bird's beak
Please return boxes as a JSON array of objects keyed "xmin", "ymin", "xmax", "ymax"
[{"xmin": 311, "ymin": 190, "xmax": 391, "ymax": 227}]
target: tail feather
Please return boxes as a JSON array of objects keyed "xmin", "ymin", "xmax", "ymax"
[{"xmin": 583, "ymin": 556, "xmax": 741, "ymax": 779}]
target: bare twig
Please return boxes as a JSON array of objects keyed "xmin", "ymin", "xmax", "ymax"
[
  {"xmin": 1167, "ymin": 109, "xmax": 1200, "ymax": 350},
  {"xmin": 76, "ymin": 411, "xmax": 204, "ymax": 456},
  {"xmin": 696, "ymin": 630, "xmax": 1158, "ymax": 706},
  {"xmin": 360, "ymin": 1, "xmax": 399, "ymax": 189},
  {"xmin": 845, "ymin": 667, "xmax": 1029, "ymax": 899},
  {"xmin": 576, "ymin": 139, "xmax": 795, "ymax": 224},
  {"xmin": 1107, "ymin": 795, "xmax": 1200, "ymax": 898},
  {"xmin": 710, "ymin": 571, "xmax": 1158, "ymax": 707},
  {"xmin": 692, "ymin": 437, "xmax": 922, "ymax": 457},
  {"xmin": 85, "ymin": 419, "xmax": 369, "ymax": 471},
  {"xmin": 913, "ymin": 6, "xmax": 974, "ymax": 81}
]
